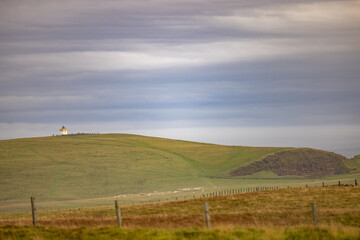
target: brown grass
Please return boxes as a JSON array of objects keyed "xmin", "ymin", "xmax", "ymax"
[{"xmin": 1, "ymin": 186, "xmax": 359, "ymax": 229}]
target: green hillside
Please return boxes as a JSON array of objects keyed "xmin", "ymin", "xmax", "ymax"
[{"xmin": 0, "ymin": 134, "xmax": 358, "ymax": 212}]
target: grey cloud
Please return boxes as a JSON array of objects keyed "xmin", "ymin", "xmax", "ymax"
[
  {"xmin": 0, "ymin": 0, "xmax": 359, "ymax": 156},
  {"xmin": 1, "ymin": 0, "xmax": 355, "ymax": 44}
]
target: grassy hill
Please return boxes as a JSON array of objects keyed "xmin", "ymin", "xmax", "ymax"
[{"xmin": 0, "ymin": 134, "xmax": 359, "ymax": 213}]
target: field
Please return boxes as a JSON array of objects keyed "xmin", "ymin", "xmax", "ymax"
[
  {"xmin": 0, "ymin": 186, "xmax": 359, "ymax": 239},
  {"xmin": 1, "ymin": 134, "xmax": 359, "ymax": 239},
  {"xmin": 0, "ymin": 134, "xmax": 359, "ymax": 213}
]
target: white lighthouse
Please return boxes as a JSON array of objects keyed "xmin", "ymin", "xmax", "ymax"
[{"xmin": 59, "ymin": 126, "xmax": 68, "ymax": 135}]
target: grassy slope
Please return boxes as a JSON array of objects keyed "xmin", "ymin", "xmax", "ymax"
[
  {"xmin": 0, "ymin": 134, "xmax": 358, "ymax": 213},
  {"xmin": 0, "ymin": 134, "xmax": 288, "ymax": 200},
  {"xmin": 0, "ymin": 186, "xmax": 359, "ymax": 239}
]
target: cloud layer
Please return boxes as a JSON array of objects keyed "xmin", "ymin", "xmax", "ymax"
[{"xmin": 0, "ymin": 0, "xmax": 359, "ymax": 156}]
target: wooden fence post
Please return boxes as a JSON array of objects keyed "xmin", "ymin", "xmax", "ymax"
[
  {"xmin": 355, "ymin": 179, "xmax": 358, "ymax": 186},
  {"xmin": 203, "ymin": 202, "xmax": 211, "ymax": 229},
  {"xmin": 338, "ymin": 181, "xmax": 341, "ymax": 186},
  {"xmin": 311, "ymin": 203, "xmax": 318, "ymax": 226},
  {"xmin": 30, "ymin": 197, "xmax": 37, "ymax": 227},
  {"xmin": 115, "ymin": 200, "xmax": 122, "ymax": 227}
]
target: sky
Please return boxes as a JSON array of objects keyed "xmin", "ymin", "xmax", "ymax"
[{"xmin": 0, "ymin": 0, "xmax": 359, "ymax": 157}]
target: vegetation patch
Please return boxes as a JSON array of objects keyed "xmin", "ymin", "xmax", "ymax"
[{"xmin": 228, "ymin": 149, "xmax": 350, "ymax": 178}]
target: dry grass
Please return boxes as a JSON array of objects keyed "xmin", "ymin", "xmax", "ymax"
[
  {"xmin": 1, "ymin": 186, "xmax": 359, "ymax": 230},
  {"xmin": 1, "ymin": 186, "xmax": 359, "ymax": 239},
  {"xmin": 0, "ymin": 225, "xmax": 359, "ymax": 240}
]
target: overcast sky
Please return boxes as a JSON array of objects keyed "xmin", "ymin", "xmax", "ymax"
[{"xmin": 0, "ymin": 0, "xmax": 359, "ymax": 157}]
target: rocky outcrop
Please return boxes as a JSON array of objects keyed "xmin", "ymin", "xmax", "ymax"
[{"xmin": 228, "ymin": 149, "xmax": 349, "ymax": 178}]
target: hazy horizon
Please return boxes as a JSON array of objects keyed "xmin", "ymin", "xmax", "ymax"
[{"xmin": 1, "ymin": 125, "xmax": 359, "ymax": 158}]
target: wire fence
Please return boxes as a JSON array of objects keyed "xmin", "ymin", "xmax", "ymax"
[{"xmin": 20, "ymin": 178, "xmax": 358, "ymax": 229}]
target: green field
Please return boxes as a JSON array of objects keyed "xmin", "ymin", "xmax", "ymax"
[
  {"xmin": 1, "ymin": 186, "xmax": 359, "ymax": 239},
  {"xmin": 0, "ymin": 134, "xmax": 359, "ymax": 213}
]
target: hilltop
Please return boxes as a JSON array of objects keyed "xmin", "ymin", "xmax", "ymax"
[{"xmin": 0, "ymin": 134, "xmax": 358, "ymax": 212}]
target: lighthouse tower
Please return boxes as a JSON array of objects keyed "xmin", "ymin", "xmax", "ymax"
[{"xmin": 59, "ymin": 126, "xmax": 68, "ymax": 135}]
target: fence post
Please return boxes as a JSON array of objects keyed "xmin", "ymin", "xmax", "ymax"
[
  {"xmin": 311, "ymin": 203, "xmax": 318, "ymax": 226},
  {"xmin": 30, "ymin": 197, "xmax": 37, "ymax": 227},
  {"xmin": 115, "ymin": 200, "xmax": 122, "ymax": 227},
  {"xmin": 338, "ymin": 181, "xmax": 341, "ymax": 187},
  {"xmin": 203, "ymin": 202, "xmax": 211, "ymax": 229},
  {"xmin": 355, "ymin": 179, "xmax": 358, "ymax": 186}
]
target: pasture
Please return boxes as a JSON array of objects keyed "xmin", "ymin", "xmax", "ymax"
[
  {"xmin": 0, "ymin": 134, "xmax": 359, "ymax": 213},
  {"xmin": 0, "ymin": 186, "xmax": 359, "ymax": 239}
]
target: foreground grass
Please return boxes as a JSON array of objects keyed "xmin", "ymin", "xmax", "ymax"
[
  {"xmin": 1, "ymin": 186, "xmax": 359, "ymax": 229},
  {"xmin": 1, "ymin": 225, "xmax": 360, "ymax": 240},
  {"xmin": 1, "ymin": 186, "xmax": 360, "ymax": 239}
]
